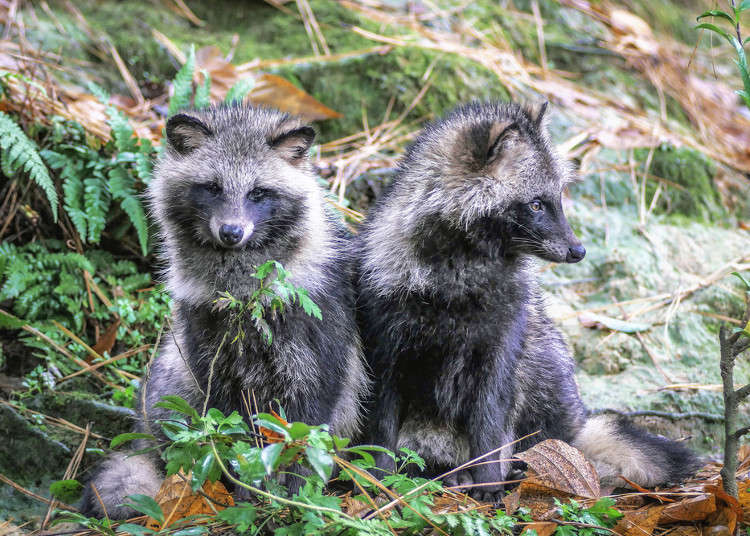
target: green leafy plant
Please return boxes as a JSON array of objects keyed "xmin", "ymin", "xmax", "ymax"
[
  {"xmin": 697, "ymin": 0, "xmax": 750, "ymax": 108},
  {"xmin": 553, "ymin": 498, "xmax": 623, "ymax": 536},
  {"xmin": 0, "ymin": 110, "xmax": 58, "ymax": 220},
  {"xmin": 105, "ymin": 396, "xmax": 521, "ymax": 536},
  {"xmin": 216, "ymin": 260, "xmax": 322, "ymax": 345},
  {"xmin": 0, "ymin": 240, "xmax": 169, "ymax": 393}
]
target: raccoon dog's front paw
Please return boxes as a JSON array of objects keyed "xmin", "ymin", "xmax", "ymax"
[
  {"xmin": 468, "ymin": 485, "xmax": 505, "ymax": 505},
  {"xmin": 443, "ymin": 470, "xmax": 474, "ymax": 492}
]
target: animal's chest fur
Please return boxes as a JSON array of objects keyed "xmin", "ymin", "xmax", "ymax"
[
  {"xmin": 379, "ymin": 269, "xmax": 529, "ymax": 420},
  {"xmin": 177, "ymin": 303, "xmax": 307, "ymax": 417}
]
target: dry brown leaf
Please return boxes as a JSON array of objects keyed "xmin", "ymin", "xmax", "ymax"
[
  {"xmin": 503, "ymin": 488, "xmax": 520, "ymax": 514},
  {"xmin": 613, "ymin": 505, "xmax": 665, "ymax": 536},
  {"xmin": 145, "ymin": 473, "xmax": 234, "ymax": 530},
  {"xmin": 667, "ymin": 527, "xmax": 702, "ymax": 536},
  {"xmin": 92, "ymin": 319, "xmax": 121, "ymax": 357},
  {"xmin": 249, "ymin": 74, "xmax": 342, "ymax": 122},
  {"xmin": 259, "ymin": 409, "xmax": 288, "ymax": 444},
  {"xmin": 658, "ymin": 494, "xmax": 716, "ymax": 524},
  {"xmin": 516, "ymin": 439, "xmax": 600, "ymax": 499},
  {"xmin": 736, "ymin": 480, "xmax": 750, "ymax": 522},
  {"xmin": 705, "ymin": 482, "xmax": 743, "ymax": 525},
  {"xmin": 522, "ymin": 521, "xmax": 558, "ymax": 536}
]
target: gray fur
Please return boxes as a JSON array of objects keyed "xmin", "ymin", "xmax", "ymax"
[
  {"xmin": 355, "ymin": 101, "xmax": 698, "ymax": 502},
  {"xmin": 81, "ymin": 105, "xmax": 368, "ymax": 518}
]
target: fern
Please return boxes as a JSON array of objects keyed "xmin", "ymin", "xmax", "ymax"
[
  {"xmin": 194, "ymin": 70, "xmax": 212, "ymax": 109},
  {"xmin": 43, "ymin": 150, "xmax": 88, "ymax": 240},
  {"xmin": 0, "ymin": 112, "xmax": 58, "ymax": 221},
  {"xmin": 108, "ymin": 166, "xmax": 149, "ymax": 255},
  {"xmin": 83, "ymin": 171, "xmax": 111, "ymax": 243},
  {"xmin": 168, "ymin": 45, "xmax": 196, "ymax": 115},
  {"xmin": 89, "ymin": 82, "xmax": 137, "ymax": 152},
  {"xmin": 224, "ymin": 77, "xmax": 255, "ymax": 105}
]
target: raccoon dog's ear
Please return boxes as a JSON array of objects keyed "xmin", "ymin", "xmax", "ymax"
[
  {"xmin": 485, "ymin": 121, "xmax": 519, "ymax": 166},
  {"xmin": 270, "ymin": 126, "xmax": 316, "ymax": 164},
  {"xmin": 166, "ymin": 114, "xmax": 213, "ymax": 156},
  {"xmin": 529, "ymin": 101, "xmax": 549, "ymax": 129}
]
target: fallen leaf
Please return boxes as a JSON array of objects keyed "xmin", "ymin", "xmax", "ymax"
[
  {"xmin": 658, "ymin": 494, "xmax": 716, "ymax": 524},
  {"xmin": 522, "ymin": 521, "xmax": 557, "ymax": 536},
  {"xmin": 613, "ymin": 505, "xmax": 665, "ymax": 536},
  {"xmin": 515, "ymin": 439, "xmax": 600, "ymax": 499},
  {"xmin": 92, "ymin": 318, "xmax": 121, "ymax": 356},
  {"xmin": 705, "ymin": 482, "xmax": 743, "ymax": 527},
  {"xmin": 258, "ymin": 409, "xmax": 288, "ymax": 444},
  {"xmin": 146, "ymin": 473, "xmax": 234, "ymax": 530},
  {"xmin": 249, "ymin": 74, "xmax": 342, "ymax": 121},
  {"xmin": 502, "ymin": 488, "xmax": 520, "ymax": 514}
]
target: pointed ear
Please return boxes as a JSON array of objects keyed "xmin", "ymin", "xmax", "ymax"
[
  {"xmin": 485, "ymin": 121, "xmax": 519, "ymax": 166},
  {"xmin": 529, "ymin": 101, "xmax": 549, "ymax": 129},
  {"xmin": 270, "ymin": 126, "xmax": 316, "ymax": 163},
  {"xmin": 166, "ymin": 114, "xmax": 213, "ymax": 155},
  {"xmin": 458, "ymin": 120, "xmax": 517, "ymax": 171}
]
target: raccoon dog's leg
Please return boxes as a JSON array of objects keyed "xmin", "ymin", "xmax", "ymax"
[
  {"xmin": 80, "ymin": 339, "xmax": 196, "ymax": 518},
  {"xmin": 362, "ymin": 375, "xmax": 401, "ymax": 476},
  {"xmin": 79, "ymin": 448, "xmax": 162, "ymax": 519},
  {"xmin": 572, "ymin": 415, "xmax": 700, "ymax": 488}
]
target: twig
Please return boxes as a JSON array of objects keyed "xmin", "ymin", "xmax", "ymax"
[
  {"xmin": 591, "ymin": 407, "xmax": 725, "ymax": 423},
  {"xmin": 0, "ymin": 474, "xmax": 76, "ymax": 511},
  {"xmin": 719, "ymin": 289, "xmax": 750, "ymax": 498}
]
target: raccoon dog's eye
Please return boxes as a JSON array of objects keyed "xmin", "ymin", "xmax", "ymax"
[
  {"xmin": 203, "ymin": 182, "xmax": 222, "ymax": 196},
  {"xmin": 529, "ymin": 200, "xmax": 543, "ymax": 212},
  {"xmin": 247, "ymin": 188, "xmax": 270, "ymax": 202}
]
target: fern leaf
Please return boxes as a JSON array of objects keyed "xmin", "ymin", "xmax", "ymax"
[
  {"xmin": 61, "ymin": 158, "xmax": 87, "ymax": 241},
  {"xmin": 83, "ymin": 172, "xmax": 111, "ymax": 243},
  {"xmin": 89, "ymin": 82, "xmax": 137, "ymax": 152},
  {"xmin": 194, "ymin": 70, "xmax": 211, "ymax": 109},
  {"xmin": 0, "ymin": 112, "xmax": 58, "ymax": 221},
  {"xmin": 224, "ymin": 78, "xmax": 255, "ymax": 105},
  {"xmin": 135, "ymin": 139, "xmax": 154, "ymax": 184},
  {"xmin": 168, "ymin": 45, "xmax": 196, "ymax": 115},
  {"xmin": 109, "ymin": 166, "xmax": 149, "ymax": 255}
]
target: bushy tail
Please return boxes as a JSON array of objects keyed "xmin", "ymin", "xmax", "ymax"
[
  {"xmin": 572, "ymin": 415, "xmax": 700, "ymax": 488},
  {"xmin": 80, "ymin": 452, "xmax": 162, "ymax": 519}
]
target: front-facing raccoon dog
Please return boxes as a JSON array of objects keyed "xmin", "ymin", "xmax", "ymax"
[
  {"xmin": 355, "ymin": 101, "xmax": 698, "ymax": 503},
  {"xmin": 81, "ymin": 105, "xmax": 368, "ymax": 518}
]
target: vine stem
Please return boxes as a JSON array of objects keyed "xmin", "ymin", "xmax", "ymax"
[{"xmin": 208, "ymin": 438, "xmax": 354, "ymax": 519}]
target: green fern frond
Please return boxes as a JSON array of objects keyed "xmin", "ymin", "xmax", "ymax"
[
  {"xmin": 0, "ymin": 112, "xmax": 58, "ymax": 221},
  {"xmin": 44, "ymin": 150, "xmax": 89, "ymax": 241},
  {"xmin": 135, "ymin": 139, "xmax": 154, "ymax": 184},
  {"xmin": 89, "ymin": 82, "xmax": 137, "ymax": 152},
  {"xmin": 194, "ymin": 70, "xmax": 211, "ymax": 109},
  {"xmin": 168, "ymin": 45, "xmax": 196, "ymax": 115},
  {"xmin": 224, "ymin": 78, "xmax": 255, "ymax": 105},
  {"xmin": 83, "ymin": 173, "xmax": 111, "ymax": 243},
  {"xmin": 109, "ymin": 166, "xmax": 149, "ymax": 255}
]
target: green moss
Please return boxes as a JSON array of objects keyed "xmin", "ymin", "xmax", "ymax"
[
  {"xmin": 636, "ymin": 145, "xmax": 725, "ymax": 222},
  {"xmin": 279, "ymin": 47, "xmax": 510, "ymax": 142}
]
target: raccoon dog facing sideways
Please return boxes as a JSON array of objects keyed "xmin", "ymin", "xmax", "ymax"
[
  {"xmin": 356, "ymin": 101, "xmax": 698, "ymax": 502},
  {"xmin": 81, "ymin": 105, "xmax": 368, "ymax": 518}
]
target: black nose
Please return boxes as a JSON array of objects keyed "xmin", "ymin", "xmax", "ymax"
[
  {"xmin": 219, "ymin": 224, "xmax": 243, "ymax": 246},
  {"xmin": 566, "ymin": 244, "xmax": 586, "ymax": 263}
]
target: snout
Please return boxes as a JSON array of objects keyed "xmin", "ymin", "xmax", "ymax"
[
  {"xmin": 566, "ymin": 243, "xmax": 586, "ymax": 263},
  {"xmin": 210, "ymin": 218, "xmax": 255, "ymax": 248},
  {"xmin": 219, "ymin": 224, "xmax": 244, "ymax": 246}
]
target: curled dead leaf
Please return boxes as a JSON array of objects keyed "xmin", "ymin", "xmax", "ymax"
[
  {"xmin": 613, "ymin": 505, "xmax": 665, "ymax": 536},
  {"xmin": 658, "ymin": 494, "xmax": 716, "ymax": 524},
  {"xmin": 145, "ymin": 473, "xmax": 234, "ymax": 530},
  {"xmin": 515, "ymin": 439, "xmax": 600, "ymax": 499}
]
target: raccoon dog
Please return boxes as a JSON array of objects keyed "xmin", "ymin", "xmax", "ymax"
[
  {"xmin": 355, "ymin": 101, "xmax": 698, "ymax": 502},
  {"xmin": 81, "ymin": 105, "xmax": 368, "ymax": 518}
]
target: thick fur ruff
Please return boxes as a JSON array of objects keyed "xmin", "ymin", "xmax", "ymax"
[
  {"xmin": 81, "ymin": 105, "xmax": 368, "ymax": 518},
  {"xmin": 355, "ymin": 101, "xmax": 698, "ymax": 501}
]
